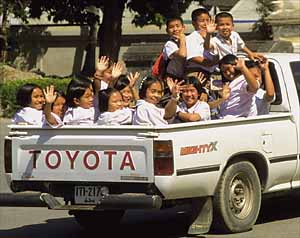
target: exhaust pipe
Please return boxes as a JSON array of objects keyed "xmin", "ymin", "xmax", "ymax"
[{"xmin": 0, "ymin": 192, "xmax": 47, "ymax": 207}]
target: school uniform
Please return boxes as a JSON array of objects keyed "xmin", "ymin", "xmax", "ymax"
[
  {"xmin": 220, "ymin": 75, "xmax": 256, "ymax": 118},
  {"xmin": 42, "ymin": 112, "xmax": 64, "ymax": 128},
  {"xmin": 176, "ymin": 100, "xmax": 211, "ymax": 122},
  {"xmin": 163, "ymin": 39, "xmax": 185, "ymax": 78},
  {"xmin": 133, "ymin": 100, "xmax": 168, "ymax": 126},
  {"xmin": 253, "ymin": 88, "xmax": 276, "ymax": 115},
  {"xmin": 211, "ymin": 31, "xmax": 245, "ymax": 59},
  {"xmin": 97, "ymin": 108, "xmax": 133, "ymax": 125},
  {"xmin": 185, "ymin": 31, "xmax": 217, "ymax": 75},
  {"xmin": 63, "ymin": 107, "xmax": 95, "ymax": 125},
  {"xmin": 12, "ymin": 107, "xmax": 43, "ymax": 125}
]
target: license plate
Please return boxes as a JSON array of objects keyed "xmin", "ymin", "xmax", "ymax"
[{"xmin": 74, "ymin": 186, "xmax": 102, "ymax": 204}]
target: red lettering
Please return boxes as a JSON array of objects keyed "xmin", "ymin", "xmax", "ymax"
[
  {"xmin": 104, "ymin": 151, "xmax": 117, "ymax": 170},
  {"xmin": 120, "ymin": 152, "xmax": 135, "ymax": 170},
  {"xmin": 83, "ymin": 151, "xmax": 100, "ymax": 170},
  {"xmin": 29, "ymin": 150, "xmax": 41, "ymax": 169},
  {"xmin": 45, "ymin": 150, "xmax": 61, "ymax": 169},
  {"xmin": 66, "ymin": 151, "xmax": 79, "ymax": 169}
]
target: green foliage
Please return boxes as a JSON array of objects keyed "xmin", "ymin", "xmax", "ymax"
[
  {"xmin": 254, "ymin": 0, "xmax": 277, "ymax": 39},
  {"xmin": 0, "ymin": 77, "xmax": 71, "ymax": 118}
]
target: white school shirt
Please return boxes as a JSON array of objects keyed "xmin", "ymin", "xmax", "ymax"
[
  {"xmin": 220, "ymin": 75, "xmax": 256, "ymax": 118},
  {"xmin": 176, "ymin": 100, "xmax": 211, "ymax": 121},
  {"xmin": 97, "ymin": 108, "xmax": 133, "ymax": 125},
  {"xmin": 211, "ymin": 31, "xmax": 245, "ymax": 59},
  {"xmin": 42, "ymin": 112, "xmax": 64, "ymax": 128},
  {"xmin": 253, "ymin": 88, "xmax": 275, "ymax": 115},
  {"xmin": 12, "ymin": 107, "xmax": 43, "ymax": 125},
  {"xmin": 163, "ymin": 39, "xmax": 185, "ymax": 78},
  {"xmin": 186, "ymin": 31, "xmax": 216, "ymax": 73},
  {"xmin": 63, "ymin": 107, "xmax": 95, "ymax": 125},
  {"xmin": 133, "ymin": 100, "xmax": 168, "ymax": 126}
]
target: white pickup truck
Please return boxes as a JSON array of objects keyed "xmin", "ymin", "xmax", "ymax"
[{"xmin": 2, "ymin": 53, "xmax": 300, "ymax": 235}]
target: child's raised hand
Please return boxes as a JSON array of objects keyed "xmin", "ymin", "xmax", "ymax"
[
  {"xmin": 221, "ymin": 82, "xmax": 231, "ymax": 100},
  {"xmin": 112, "ymin": 62, "xmax": 123, "ymax": 79},
  {"xmin": 43, "ymin": 85, "xmax": 57, "ymax": 104},
  {"xmin": 197, "ymin": 72, "xmax": 207, "ymax": 85},
  {"xmin": 96, "ymin": 56, "xmax": 110, "ymax": 72},
  {"xmin": 167, "ymin": 77, "xmax": 183, "ymax": 98},
  {"xmin": 259, "ymin": 58, "xmax": 269, "ymax": 72},
  {"xmin": 206, "ymin": 18, "xmax": 216, "ymax": 34},
  {"xmin": 234, "ymin": 58, "xmax": 246, "ymax": 70},
  {"xmin": 127, "ymin": 72, "xmax": 140, "ymax": 88}
]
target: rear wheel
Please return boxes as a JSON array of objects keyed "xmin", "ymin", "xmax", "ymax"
[
  {"xmin": 212, "ymin": 161, "xmax": 261, "ymax": 233},
  {"xmin": 73, "ymin": 210, "xmax": 124, "ymax": 230}
]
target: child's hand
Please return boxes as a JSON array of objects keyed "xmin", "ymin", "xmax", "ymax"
[
  {"xmin": 221, "ymin": 82, "xmax": 231, "ymax": 100},
  {"xmin": 127, "ymin": 72, "xmax": 140, "ymax": 88},
  {"xmin": 167, "ymin": 77, "xmax": 184, "ymax": 98},
  {"xmin": 259, "ymin": 58, "xmax": 269, "ymax": 72},
  {"xmin": 112, "ymin": 62, "xmax": 123, "ymax": 79},
  {"xmin": 234, "ymin": 58, "xmax": 246, "ymax": 70},
  {"xmin": 206, "ymin": 18, "xmax": 216, "ymax": 34},
  {"xmin": 96, "ymin": 56, "xmax": 110, "ymax": 72},
  {"xmin": 173, "ymin": 32, "xmax": 186, "ymax": 42},
  {"xmin": 196, "ymin": 72, "xmax": 207, "ymax": 85},
  {"xmin": 43, "ymin": 85, "xmax": 57, "ymax": 104}
]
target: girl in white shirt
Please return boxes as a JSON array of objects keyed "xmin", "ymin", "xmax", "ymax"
[
  {"xmin": 43, "ymin": 85, "xmax": 66, "ymax": 127},
  {"xmin": 63, "ymin": 78, "xmax": 95, "ymax": 125},
  {"xmin": 12, "ymin": 83, "xmax": 45, "ymax": 125},
  {"xmin": 97, "ymin": 88, "xmax": 132, "ymax": 125},
  {"xmin": 176, "ymin": 77, "xmax": 211, "ymax": 122},
  {"xmin": 133, "ymin": 77, "xmax": 181, "ymax": 126}
]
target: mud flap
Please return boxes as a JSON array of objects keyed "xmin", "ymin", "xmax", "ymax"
[{"xmin": 187, "ymin": 197, "xmax": 213, "ymax": 235}]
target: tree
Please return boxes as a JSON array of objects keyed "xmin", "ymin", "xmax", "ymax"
[{"xmin": 254, "ymin": 0, "xmax": 277, "ymax": 39}]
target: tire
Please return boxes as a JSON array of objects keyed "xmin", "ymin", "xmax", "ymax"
[
  {"xmin": 212, "ymin": 161, "xmax": 261, "ymax": 233},
  {"xmin": 73, "ymin": 210, "xmax": 124, "ymax": 230}
]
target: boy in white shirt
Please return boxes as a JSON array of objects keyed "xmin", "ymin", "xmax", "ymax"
[
  {"xmin": 163, "ymin": 16, "xmax": 186, "ymax": 79},
  {"xmin": 185, "ymin": 8, "xmax": 219, "ymax": 78},
  {"xmin": 205, "ymin": 12, "xmax": 264, "ymax": 61}
]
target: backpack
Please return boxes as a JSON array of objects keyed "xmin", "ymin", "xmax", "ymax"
[{"xmin": 152, "ymin": 52, "xmax": 168, "ymax": 80}]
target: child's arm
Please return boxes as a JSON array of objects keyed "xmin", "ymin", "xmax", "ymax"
[
  {"xmin": 94, "ymin": 56, "xmax": 110, "ymax": 92},
  {"xmin": 43, "ymin": 85, "xmax": 59, "ymax": 126},
  {"xmin": 164, "ymin": 78, "xmax": 183, "ymax": 120},
  {"xmin": 208, "ymin": 83, "xmax": 231, "ymax": 109},
  {"xmin": 236, "ymin": 58, "xmax": 259, "ymax": 93},
  {"xmin": 260, "ymin": 58, "xmax": 275, "ymax": 102},
  {"xmin": 128, "ymin": 72, "xmax": 140, "ymax": 101},
  {"xmin": 177, "ymin": 111, "xmax": 201, "ymax": 122},
  {"xmin": 110, "ymin": 62, "xmax": 124, "ymax": 87},
  {"xmin": 204, "ymin": 18, "xmax": 216, "ymax": 51},
  {"xmin": 173, "ymin": 32, "xmax": 187, "ymax": 58},
  {"xmin": 190, "ymin": 56, "xmax": 219, "ymax": 67},
  {"xmin": 242, "ymin": 46, "xmax": 265, "ymax": 61}
]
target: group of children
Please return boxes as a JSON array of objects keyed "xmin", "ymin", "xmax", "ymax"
[{"xmin": 12, "ymin": 8, "xmax": 275, "ymax": 127}]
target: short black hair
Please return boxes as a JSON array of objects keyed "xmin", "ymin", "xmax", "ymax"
[
  {"xmin": 215, "ymin": 12, "xmax": 233, "ymax": 24},
  {"xmin": 98, "ymin": 87, "xmax": 120, "ymax": 113},
  {"xmin": 16, "ymin": 83, "xmax": 43, "ymax": 107},
  {"xmin": 245, "ymin": 60, "xmax": 260, "ymax": 69},
  {"xmin": 66, "ymin": 77, "xmax": 93, "ymax": 107},
  {"xmin": 183, "ymin": 76, "xmax": 204, "ymax": 94},
  {"xmin": 166, "ymin": 16, "xmax": 184, "ymax": 28},
  {"xmin": 191, "ymin": 8, "xmax": 210, "ymax": 22},
  {"xmin": 139, "ymin": 76, "xmax": 163, "ymax": 99},
  {"xmin": 113, "ymin": 75, "xmax": 130, "ymax": 91},
  {"xmin": 219, "ymin": 54, "xmax": 238, "ymax": 67}
]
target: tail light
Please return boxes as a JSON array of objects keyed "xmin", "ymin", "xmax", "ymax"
[
  {"xmin": 4, "ymin": 137, "xmax": 12, "ymax": 173},
  {"xmin": 153, "ymin": 140, "xmax": 174, "ymax": 175}
]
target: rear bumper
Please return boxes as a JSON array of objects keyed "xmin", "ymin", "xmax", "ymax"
[{"xmin": 0, "ymin": 192, "xmax": 162, "ymax": 210}]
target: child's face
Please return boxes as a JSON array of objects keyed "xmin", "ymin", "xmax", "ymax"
[
  {"xmin": 145, "ymin": 82, "xmax": 163, "ymax": 105},
  {"xmin": 52, "ymin": 96, "xmax": 66, "ymax": 118},
  {"xmin": 166, "ymin": 20, "xmax": 185, "ymax": 38},
  {"xmin": 192, "ymin": 13, "xmax": 210, "ymax": 32},
  {"xmin": 200, "ymin": 92, "xmax": 208, "ymax": 102},
  {"xmin": 30, "ymin": 87, "xmax": 45, "ymax": 110},
  {"xmin": 217, "ymin": 17, "xmax": 234, "ymax": 39},
  {"xmin": 75, "ymin": 87, "xmax": 94, "ymax": 109},
  {"xmin": 108, "ymin": 91, "xmax": 123, "ymax": 112},
  {"xmin": 221, "ymin": 63, "xmax": 237, "ymax": 81},
  {"xmin": 181, "ymin": 84, "xmax": 199, "ymax": 108},
  {"xmin": 120, "ymin": 86, "xmax": 133, "ymax": 107}
]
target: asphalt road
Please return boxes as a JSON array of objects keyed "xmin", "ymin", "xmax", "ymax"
[{"xmin": 0, "ymin": 118, "xmax": 299, "ymax": 238}]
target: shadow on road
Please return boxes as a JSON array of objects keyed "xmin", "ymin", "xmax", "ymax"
[{"xmin": 256, "ymin": 192, "xmax": 300, "ymax": 224}]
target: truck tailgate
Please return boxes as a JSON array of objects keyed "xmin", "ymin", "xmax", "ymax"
[{"xmin": 11, "ymin": 134, "xmax": 154, "ymax": 183}]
